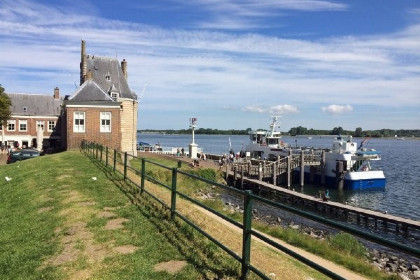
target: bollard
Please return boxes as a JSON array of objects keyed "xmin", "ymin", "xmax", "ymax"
[
  {"xmin": 300, "ymin": 151, "xmax": 305, "ymax": 187},
  {"xmin": 336, "ymin": 161, "xmax": 344, "ymax": 190}
]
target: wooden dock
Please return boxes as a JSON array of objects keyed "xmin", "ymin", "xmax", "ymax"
[{"xmin": 226, "ymin": 171, "xmax": 420, "ymax": 239}]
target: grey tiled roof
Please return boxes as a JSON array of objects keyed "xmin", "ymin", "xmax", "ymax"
[
  {"xmin": 7, "ymin": 93, "xmax": 62, "ymax": 116},
  {"xmin": 68, "ymin": 80, "xmax": 113, "ymax": 102},
  {"xmin": 86, "ymin": 56, "xmax": 137, "ymax": 100}
]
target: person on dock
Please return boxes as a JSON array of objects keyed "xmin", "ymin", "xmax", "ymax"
[{"xmin": 323, "ymin": 190, "xmax": 330, "ymax": 202}]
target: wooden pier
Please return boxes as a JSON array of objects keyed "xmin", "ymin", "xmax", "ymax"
[
  {"xmin": 229, "ymin": 151, "xmax": 323, "ymax": 187},
  {"xmin": 225, "ymin": 170, "xmax": 420, "ymax": 240}
]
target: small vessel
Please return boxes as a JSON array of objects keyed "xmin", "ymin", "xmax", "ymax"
[
  {"xmin": 245, "ymin": 116, "xmax": 290, "ymax": 160},
  {"xmin": 245, "ymin": 117, "xmax": 386, "ymax": 189},
  {"xmin": 314, "ymin": 135, "xmax": 386, "ymax": 190}
]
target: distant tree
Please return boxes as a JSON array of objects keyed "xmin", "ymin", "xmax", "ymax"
[
  {"xmin": 331, "ymin": 126, "xmax": 344, "ymax": 135},
  {"xmin": 0, "ymin": 84, "xmax": 12, "ymax": 127},
  {"xmin": 354, "ymin": 127, "xmax": 363, "ymax": 137}
]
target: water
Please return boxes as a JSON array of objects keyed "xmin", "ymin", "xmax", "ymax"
[{"xmin": 138, "ymin": 133, "xmax": 420, "ymax": 221}]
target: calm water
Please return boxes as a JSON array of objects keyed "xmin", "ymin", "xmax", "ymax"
[{"xmin": 138, "ymin": 133, "xmax": 420, "ymax": 221}]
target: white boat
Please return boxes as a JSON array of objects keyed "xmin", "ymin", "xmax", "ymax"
[
  {"xmin": 313, "ymin": 135, "xmax": 386, "ymax": 190},
  {"xmin": 245, "ymin": 116, "xmax": 290, "ymax": 160},
  {"xmin": 245, "ymin": 117, "xmax": 386, "ymax": 190}
]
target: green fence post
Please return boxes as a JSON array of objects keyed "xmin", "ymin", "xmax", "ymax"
[
  {"xmin": 241, "ymin": 190, "xmax": 253, "ymax": 280},
  {"xmin": 177, "ymin": 160, "xmax": 182, "ymax": 168},
  {"xmin": 100, "ymin": 145, "xmax": 103, "ymax": 162},
  {"xmin": 124, "ymin": 152, "xmax": 128, "ymax": 181},
  {"xmin": 105, "ymin": 147, "xmax": 109, "ymax": 166},
  {"xmin": 113, "ymin": 149, "xmax": 117, "ymax": 172},
  {"xmin": 96, "ymin": 144, "xmax": 99, "ymax": 159},
  {"xmin": 170, "ymin": 168, "xmax": 178, "ymax": 219},
  {"xmin": 140, "ymin": 158, "xmax": 145, "ymax": 195}
]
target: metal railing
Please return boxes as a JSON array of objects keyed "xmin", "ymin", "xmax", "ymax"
[{"xmin": 81, "ymin": 140, "xmax": 419, "ymax": 280}]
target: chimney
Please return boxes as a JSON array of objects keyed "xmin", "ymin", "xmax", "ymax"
[
  {"xmin": 121, "ymin": 59, "xmax": 127, "ymax": 80},
  {"xmin": 53, "ymin": 87, "xmax": 60, "ymax": 99},
  {"xmin": 80, "ymin": 40, "xmax": 87, "ymax": 85}
]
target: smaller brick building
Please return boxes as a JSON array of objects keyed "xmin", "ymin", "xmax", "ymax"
[{"xmin": 1, "ymin": 88, "xmax": 62, "ymax": 150}]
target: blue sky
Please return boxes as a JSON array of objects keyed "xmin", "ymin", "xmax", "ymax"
[{"xmin": 0, "ymin": 0, "xmax": 419, "ymax": 131}]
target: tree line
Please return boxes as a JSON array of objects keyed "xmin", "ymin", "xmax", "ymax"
[{"xmin": 139, "ymin": 127, "xmax": 420, "ymax": 137}]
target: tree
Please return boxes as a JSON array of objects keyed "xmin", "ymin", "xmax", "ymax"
[
  {"xmin": 0, "ymin": 84, "xmax": 12, "ymax": 127},
  {"xmin": 355, "ymin": 127, "xmax": 363, "ymax": 137},
  {"xmin": 331, "ymin": 126, "xmax": 344, "ymax": 135}
]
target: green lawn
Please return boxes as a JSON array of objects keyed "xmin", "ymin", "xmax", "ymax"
[{"xmin": 0, "ymin": 151, "xmax": 238, "ymax": 280}]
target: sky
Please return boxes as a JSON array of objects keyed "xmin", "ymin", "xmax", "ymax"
[{"xmin": 0, "ymin": 0, "xmax": 419, "ymax": 131}]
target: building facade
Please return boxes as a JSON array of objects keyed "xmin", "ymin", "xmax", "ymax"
[
  {"xmin": 63, "ymin": 40, "xmax": 138, "ymax": 155},
  {"xmin": 1, "ymin": 88, "xmax": 62, "ymax": 151},
  {"xmin": 2, "ymin": 40, "xmax": 138, "ymax": 155}
]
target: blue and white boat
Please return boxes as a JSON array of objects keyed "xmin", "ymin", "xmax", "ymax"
[{"xmin": 318, "ymin": 135, "xmax": 386, "ymax": 190}]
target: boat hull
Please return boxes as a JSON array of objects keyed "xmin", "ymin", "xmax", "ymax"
[{"xmin": 301, "ymin": 170, "xmax": 386, "ymax": 190}]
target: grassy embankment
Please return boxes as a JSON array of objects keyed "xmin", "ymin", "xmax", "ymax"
[
  {"xmin": 0, "ymin": 151, "xmax": 243, "ymax": 279},
  {"xmin": 130, "ymin": 155, "xmax": 400, "ymax": 280}
]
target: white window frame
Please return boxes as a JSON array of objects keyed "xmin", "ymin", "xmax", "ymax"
[
  {"xmin": 100, "ymin": 112, "xmax": 111, "ymax": 133},
  {"xmin": 48, "ymin": 120, "xmax": 56, "ymax": 132},
  {"xmin": 7, "ymin": 120, "xmax": 16, "ymax": 131},
  {"xmin": 36, "ymin": 121, "xmax": 45, "ymax": 132},
  {"xmin": 111, "ymin": 92, "xmax": 119, "ymax": 101},
  {"xmin": 73, "ymin": 112, "xmax": 85, "ymax": 133},
  {"xmin": 19, "ymin": 120, "xmax": 27, "ymax": 132}
]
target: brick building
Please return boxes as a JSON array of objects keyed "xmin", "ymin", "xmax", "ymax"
[
  {"xmin": 2, "ymin": 40, "xmax": 138, "ymax": 155},
  {"xmin": 1, "ymin": 88, "xmax": 62, "ymax": 150},
  {"xmin": 63, "ymin": 40, "xmax": 138, "ymax": 155}
]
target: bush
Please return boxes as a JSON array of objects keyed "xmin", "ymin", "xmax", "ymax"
[{"xmin": 328, "ymin": 232, "xmax": 366, "ymax": 258}]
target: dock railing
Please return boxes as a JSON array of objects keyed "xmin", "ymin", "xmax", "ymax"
[{"xmin": 81, "ymin": 140, "xmax": 419, "ymax": 280}]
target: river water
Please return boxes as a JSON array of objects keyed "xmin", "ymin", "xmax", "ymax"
[{"xmin": 138, "ymin": 133, "xmax": 420, "ymax": 221}]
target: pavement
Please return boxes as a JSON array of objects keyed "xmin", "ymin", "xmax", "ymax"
[{"xmin": 0, "ymin": 153, "xmax": 7, "ymax": 165}]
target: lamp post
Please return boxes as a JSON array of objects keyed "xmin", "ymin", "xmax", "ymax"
[{"xmin": 188, "ymin": 117, "xmax": 198, "ymax": 159}]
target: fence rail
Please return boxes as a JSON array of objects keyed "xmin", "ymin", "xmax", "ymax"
[{"xmin": 81, "ymin": 140, "xmax": 419, "ymax": 280}]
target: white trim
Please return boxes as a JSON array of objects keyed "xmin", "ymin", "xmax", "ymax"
[
  {"xmin": 47, "ymin": 120, "xmax": 56, "ymax": 132},
  {"xmin": 100, "ymin": 112, "xmax": 111, "ymax": 133},
  {"xmin": 73, "ymin": 111, "xmax": 85, "ymax": 133},
  {"xmin": 11, "ymin": 115, "xmax": 59, "ymax": 119},
  {"xmin": 19, "ymin": 120, "xmax": 27, "ymax": 132},
  {"xmin": 65, "ymin": 104, "xmax": 120, "ymax": 109}
]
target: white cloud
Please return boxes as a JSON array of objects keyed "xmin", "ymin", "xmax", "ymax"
[
  {"xmin": 321, "ymin": 105, "xmax": 354, "ymax": 114},
  {"xmin": 243, "ymin": 104, "xmax": 299, "ymax": 114}
]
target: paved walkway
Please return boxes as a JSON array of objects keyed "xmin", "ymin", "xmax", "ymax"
[{"xmin": 0, "ymin": 153, "xmax": 8, "ymax": 165}]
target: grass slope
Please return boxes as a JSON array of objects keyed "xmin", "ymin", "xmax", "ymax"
[{"xmin": 0, "ymin": 151, "xmax": 237, "ymax": 279}]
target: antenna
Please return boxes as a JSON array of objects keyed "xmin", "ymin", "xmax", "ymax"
[{"xmin": 139, "ymin": 82, "xmax": 148, "ymax": 100}]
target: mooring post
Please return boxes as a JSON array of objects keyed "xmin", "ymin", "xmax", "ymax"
[
  {"xmin": 336, "ymin": 161, "xmax": 344, "ymax": 190},
  {"xmin": 321, "ymin": 151, "xmax": 326, "ymax": 185},
  {"xmin": 287, "ymin": 155, "xmax": 291, "ymax": 188},
  {"xmin": 241, "ymin": 165, "xmax": 244, "ymax": 189},
  {"xmin": 300, "ymin": 150, "xmax": 305, "ymax": 187},
  {"xmin": 272, "ymin": 162, "xmax": 276, "ymax": 185},
  {"xmin": 258, "ymin": 163, "xmax": 262, "ymax": 181}
]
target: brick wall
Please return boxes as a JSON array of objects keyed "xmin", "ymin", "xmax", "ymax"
[
  {"xmin": 119, "ymin": 99, "xmax": 138, "ymax": 156},
  {"xmin": 65, "ymin": 107, "xmax": 121, "ymax": 150}
]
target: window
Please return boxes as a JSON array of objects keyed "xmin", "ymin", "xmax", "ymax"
[
  {"xmin": 74, "ymin": 112, "xmax": 85, "ymax": 132},
  {"xmin": 111, "ymin": 92, "xmax": 119, "ymax": 101},
  {"xmin": 7, "ymin": 120, "xmax": 16, "ymax": 131},
  {"xmin": 36, "ymin": 121, "xmax": 45, "ymax": 132},
  {"xmin": 23, "ymin": 107, "xmax": 27, "ymax": 113},
  {"xmin": 19, "ymin": 120, "xmax": 27, "ymax": 131},
  {"xmin": 100, "ymin": 112, "xmax": 111, "ymax": 132},
  {"xmin": 48, "ymin": 121, "xmax": 56, "ymax": 132}
]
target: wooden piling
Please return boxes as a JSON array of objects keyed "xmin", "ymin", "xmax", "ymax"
[
  {"xmin": 300, "ymin": 151, "xmax": 305, "ymax": 187},
  {"xmin": 336, "ymin": 161, "xmax": 344, "ymax": 190}
]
